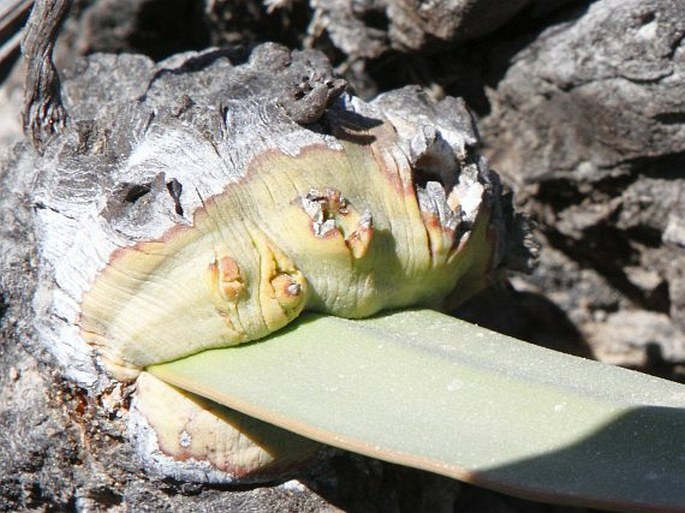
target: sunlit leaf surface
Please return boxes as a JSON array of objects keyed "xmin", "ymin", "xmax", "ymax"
[{"xmin": 150, "ymin": 309, "xmax": 685, "ymax": 513}]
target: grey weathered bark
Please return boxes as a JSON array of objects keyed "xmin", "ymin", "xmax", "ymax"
[
  {"xmin": 480, "ymin": 0, "xmax": 685, "ymax": 369},
  {"xmin": 20, "ymin": 0, "xmax": 70, "ymax": 151},
  {"xmin": 0, "ymin": 47, "xmax": 458, "ymax": 512},
  {"xmin": 0, "ymin": 10, "xmax": 521, "ymax": 512}
]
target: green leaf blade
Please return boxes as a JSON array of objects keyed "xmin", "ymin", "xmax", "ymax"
[{"xmin": 149, "ymin": 309, "xmax": 685, "ymax": 512}]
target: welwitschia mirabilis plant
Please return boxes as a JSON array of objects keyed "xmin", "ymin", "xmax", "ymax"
[{"xmin": 20, "ymin": 11, "xmax": 684, "ymax": 510}]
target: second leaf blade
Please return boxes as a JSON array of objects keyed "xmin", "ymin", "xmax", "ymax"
[{"xmin": 149, "ymin": 309, "xmax": 685, "ymax": 513}]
